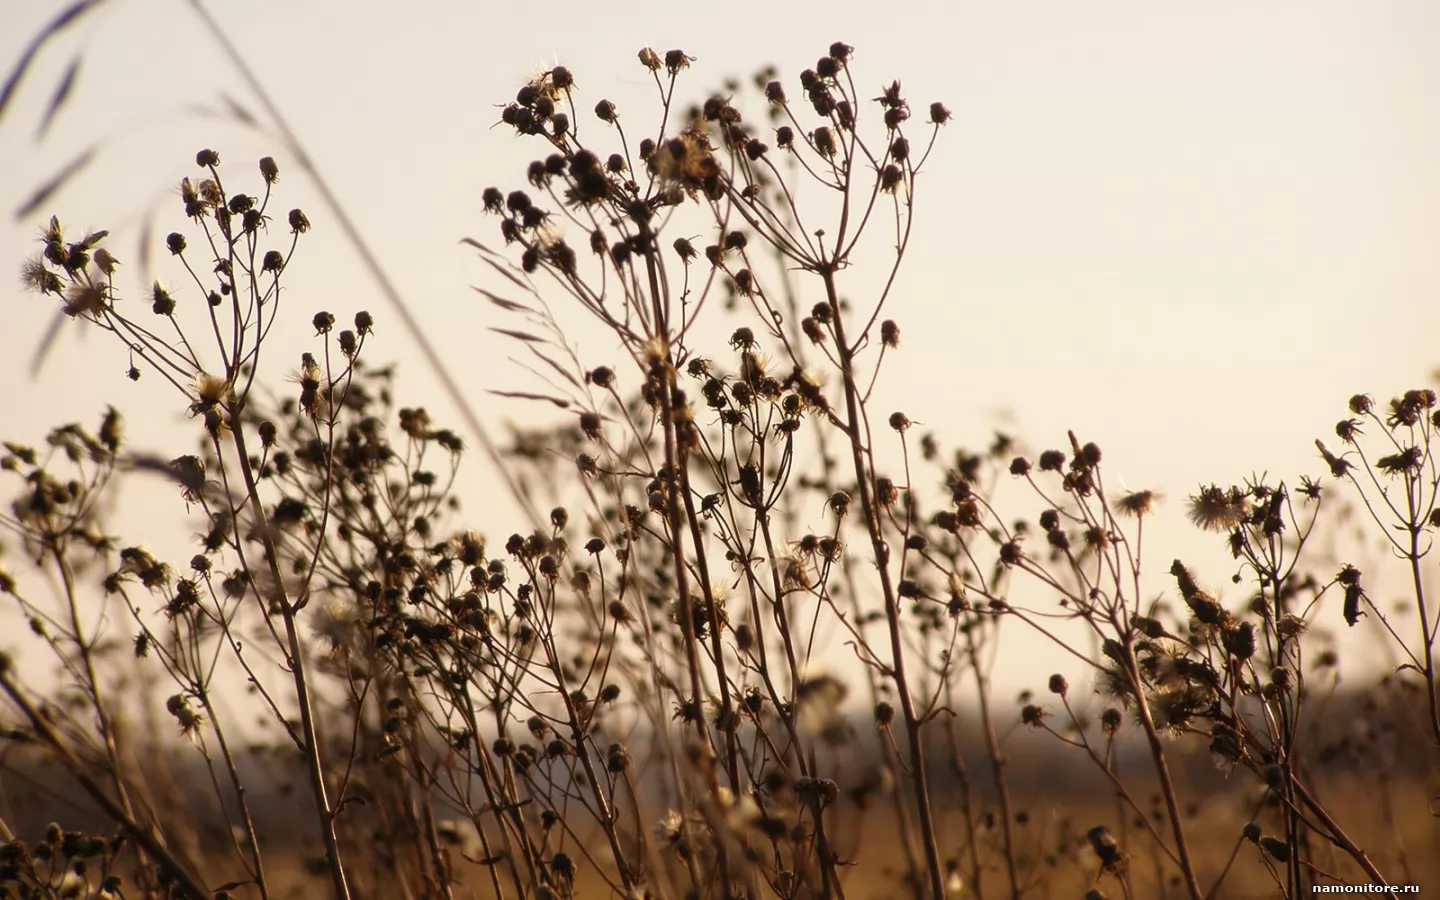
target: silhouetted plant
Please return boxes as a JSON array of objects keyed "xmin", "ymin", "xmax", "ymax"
[{"xmin": 1, "ymin": 42, "xmax": 1435, "ymax": 900}]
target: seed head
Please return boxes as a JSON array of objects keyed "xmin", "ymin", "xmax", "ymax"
[
  {"xmin": 1021, "ymin": 704, "xmax": 1048, "ymax": 727},
  {"xmin": 1101, "ymin": 707, "xmax": 1122, "ymax": 735},
  {"xmin": 813, "ymin": 127, "xmax": 836, "ymax": 157},
  {"xmin": 1116, "ymin": 489, "xmax": 1159, "ymax": 518},
  {"xmin": 1186, "ymin": 484, "xmax": 1248, "ymax": 532},
  {"xmin": 663, "ymin": 50, "xmax": 693, "ymax": 74}
]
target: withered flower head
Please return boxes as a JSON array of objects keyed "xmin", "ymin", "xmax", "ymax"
[
  {"xmin": 62, "ymin": 282, "xmax": 108, "ymax": 318},
  {"xmin": 1375, "ymin": 445, "xmax": 1423, "ymax": 477},
  {"xmin": 1186, "ymin": 484, "xmax": 1248, "ymax": 532},
  {"xmin": 1315, "ymin": 439, "xmax": 1351, "ymax": 477},
  {"xmin": 1116, "ymin": 489, "xmax": 1159, "ymax": 518}
]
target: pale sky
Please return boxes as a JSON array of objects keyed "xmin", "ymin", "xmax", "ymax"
[{"xmin": 2, "ymin": 0, "xmax": 1439, "ymax": 694}]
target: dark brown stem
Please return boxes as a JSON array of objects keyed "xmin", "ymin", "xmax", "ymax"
[
  {"xmin": 823, "ymin": 267, "xmax": 946, "ymax": 899},
  {"xmin": 1122, "ymin": 646, "xmax": 1204, "ymax": 900},
  {"xmin": 228, "ymin": 416, "xmax": 352, "ymax": 900}
]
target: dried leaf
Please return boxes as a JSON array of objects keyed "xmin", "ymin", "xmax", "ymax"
[
  {"xmin": 487, "ymin": 389, "xmax": 570, "ymax": 409},
  {"xmin": 520, "ymin": 343, "xmax": 581, "ymax": 389},
  {"xmin": 471, "ymin": 286, "xmax": 533, "ymax": 313},
  {"xmin": 489, "ymin": 327, "xmax": 545, "ymax": 344},
  {"xmin": 462, "ymin": 237, "xmax": 532, "ymax": 290}
]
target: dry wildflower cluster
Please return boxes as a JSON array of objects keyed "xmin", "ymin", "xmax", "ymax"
[{"xmin": 2, "ymin": 42, "xmax": 1438, "ymax": 900}]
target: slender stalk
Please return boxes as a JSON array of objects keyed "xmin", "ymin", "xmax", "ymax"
[
  {"xmin": 823, "ymin": 267, "xmax": 945, "ymax": 899},
  {"xmin": 1122, "ymin": 646, "xmax": 1204, "ymax": 900},
  {"xmin": 227, "ymin": 415, "xmax": 352, "ymax": 900}
]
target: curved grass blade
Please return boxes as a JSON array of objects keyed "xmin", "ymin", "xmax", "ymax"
[
  {"xmin": 27, "ymin": 310, "xmax": 68, "ymax": 378},
  {"xmin": 13, "ymin": 143, "xmax": 96, "ymax": 220},
  {"xmin": 35, "ymin": 55, "xmax": 81, "ymax": 140},
  {"xmin": 218, "ymin": 91, "xmax": 258, "ymax": 128},
  {"xmin": 0, "ymin": 0, "xmax": 107, "ymax": 125}
]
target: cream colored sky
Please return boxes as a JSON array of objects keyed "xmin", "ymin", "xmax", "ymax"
[{"xmin": 2, "ymin": 0, "xmax": 1439, "ymax": 693}]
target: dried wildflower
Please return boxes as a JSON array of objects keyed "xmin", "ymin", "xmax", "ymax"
[
  {"xmin": 1086, "ymin": 826, "xmax": 1126, "ymax": 875},
  {"xmin": 165, "ymin": 694, "xmax": 204, "ymax": 737},
  {"xmin": 62, "ymin": 282, "xmax": 108, "ymax": 317},
  {"xmin": 1101, "ymin": 707, "xmax": 1122, "ymax": 735},
  {"xmin": 1170, "ymin": 560, "xmax": 1228, "ymax": 628},
  {"xmin": 813, "ymin": 126, "xmax": 836, "ymax": 157},
  {"xmin": 1117, "ymin": 489, "xmax": 1159, "ymax": 517},
  {"xmin": 1338, "ymin": 564, "xmax": 1365, "ymax": 626},
  {"xmin": 1376, "ymin": 445, "xmax": 1423, "ymax": 476},
  {"xmin": 190, "ymin": 373, "xmax": 232, "ymax": 416},
  {"xmin": 1186, "ymin": 484, "xmax": 1248, "ymax": 532},
  {"xmin": 1224, "ymin": 621, "xmax": 1256, "ymax": 660},
  {"xmin": 655, "ymin": 809, "xmax": 686, "ymax": 847},
  {"xmin": 20, "ymin": 257, "xmax": 61, "ymax": 294},
  {"xmin": 92, "ymin": 246, "xmax": 117, "ymax": 275},
  {"xmin": 648, "ymin": 128, "xmax": 722, "ymax": 199},
  {"xmin": 399, "ymin": 407, "xmax": 433, "ymax": 440},
  {"xmin": 311, "ymin": 598, "xmax": 359, "ymax": 655},
  {"xmin": 606, "ymin": 742, "xmax": 631, "ymax": 772},
  {"xmin": 795, "ymin": 776, "xmax": 840, "ymax": 805},
  {"xmin": 1208, "ymin": 722, "xmax": 1245, "ymax": 770},
  {"xmin": 998, "ymin": 540, "xmax": 1023, "ymax": 566},
  {"xmin": 1386, "ymin": 390, "xmax": 1435, "ymax": 427},
  {"xmin": 663, "ymin": 49, "xmax": 693, "ymax": 74},
  {"xmin": 1314, "ymin": 439, "xmax": 1350, "ymax": 477}
]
